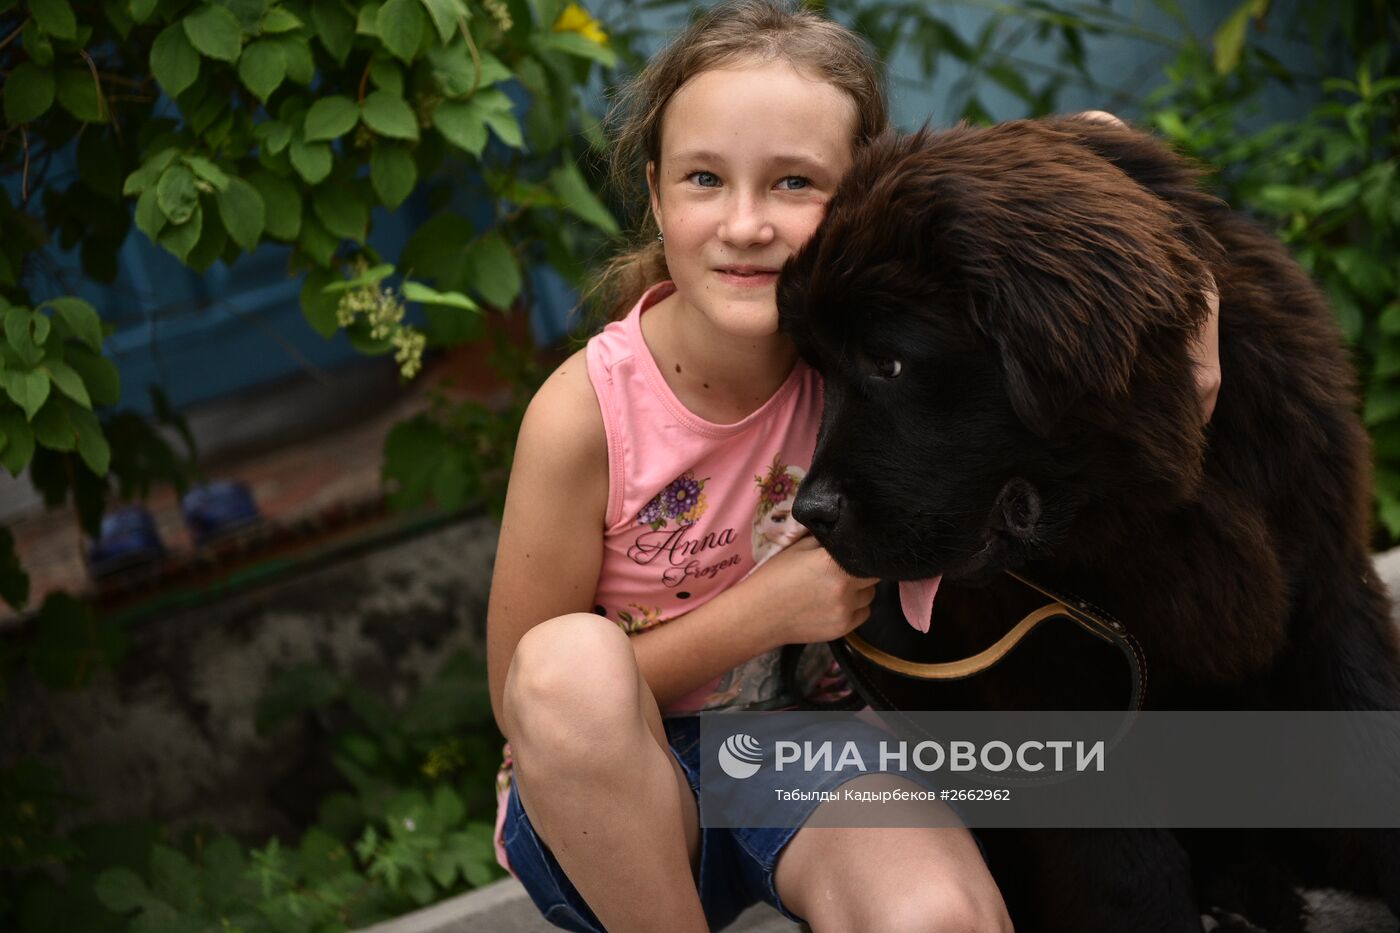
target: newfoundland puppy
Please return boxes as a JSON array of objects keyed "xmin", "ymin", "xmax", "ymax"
[{"xmin": 777, "ymin": 117, "xmax": 1400, "ymax": 932}]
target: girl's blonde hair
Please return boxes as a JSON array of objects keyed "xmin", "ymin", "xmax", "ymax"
[{"xmin": 588, "ymin": 0, "xmax": 889, "ymax": 321}]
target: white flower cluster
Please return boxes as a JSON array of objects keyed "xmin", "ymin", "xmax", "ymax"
[
  {"xmin": 484, "ymin": 0, "xmax": 513, "ymax": 32},
  {"xmin": 391, "ymin": 327, "xmax": 427, "ymax": 379},
  {"xmin": 336, "ymin": 281, "xmax": 426, "ymax": 380}
]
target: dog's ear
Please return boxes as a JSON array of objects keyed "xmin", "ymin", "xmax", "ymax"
[{"xmin": 914, "ymin": 123, "xmax": 1216, "ymax": 435}]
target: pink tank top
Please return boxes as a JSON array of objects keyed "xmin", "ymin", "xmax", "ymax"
[
  {"xmin": 492, "ymin": 282, "xmax": 847, "ymax": 874},
  {"xmin": 587, "ymin": 280, "xmax": 828, "ymax": 713}
]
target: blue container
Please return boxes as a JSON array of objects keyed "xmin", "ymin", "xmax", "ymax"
[
  {"xmin": 88, "ymin": 505, "xmax": 166, "ymax": 577},
  {"xmin": 181, "ymin": 481, "xmax": 262, "ymax": 546}
]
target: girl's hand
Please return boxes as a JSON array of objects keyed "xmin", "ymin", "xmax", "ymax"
[
  {"xmin": 1189, "ymin": 277, "xmax": 1222, "ymax": 421},
  {"xmin": 1071, "ymin": 110, "xmax": 1223, "ymax": 421},
  {"xmin": 740, "ymin": 535, "xmax": 879, "ymax": 646}
]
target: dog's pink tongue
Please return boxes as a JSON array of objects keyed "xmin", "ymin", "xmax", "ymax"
[{"xmin": 899, "ymin": 576, "xmax": 943, "ymax": 633}]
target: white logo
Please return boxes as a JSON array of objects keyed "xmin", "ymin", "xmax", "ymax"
[{"xmin": 718, "ymin": 733, "xmax": 764, "ymax": 779}]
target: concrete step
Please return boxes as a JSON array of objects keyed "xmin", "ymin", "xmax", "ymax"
[{"xmin": 358, "ymin": 877, "xmax": 799, "ymax": 933}]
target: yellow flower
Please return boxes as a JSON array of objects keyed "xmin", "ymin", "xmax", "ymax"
[{"xmin": 553, "ymin": 3, "xmax": 608, "ymax": 46}]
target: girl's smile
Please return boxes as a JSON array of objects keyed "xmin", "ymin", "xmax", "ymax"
[{"xmin": 647, "ymin": 59, "xmax": 858, "ymax": 344}]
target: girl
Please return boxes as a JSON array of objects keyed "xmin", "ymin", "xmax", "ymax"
[{"xmin": 487, "ymin": 2, "xmax": 1218, "ymax": 930}]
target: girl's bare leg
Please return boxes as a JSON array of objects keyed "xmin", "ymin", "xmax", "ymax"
[
  {"xmin": 774, "ymin": 773, "xmax": 1013, "ymax": 932},
  {"xmin": 504, "ymin": 613, "xmax": 707, "ymax": 932}
]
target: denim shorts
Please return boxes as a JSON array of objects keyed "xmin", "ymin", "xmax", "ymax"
[{"xmin": 501, "ymin": 713, "xmax": 915, "ymax": 932}]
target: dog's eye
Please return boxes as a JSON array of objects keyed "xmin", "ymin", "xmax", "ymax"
[{"xmin": 872, "ymin": 358, "xmax": 903, "ymax": 379}]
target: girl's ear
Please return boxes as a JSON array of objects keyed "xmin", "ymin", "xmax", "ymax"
[{"xmin": 646, "ymin": 161, "xmax": 663, "ymax": 229}]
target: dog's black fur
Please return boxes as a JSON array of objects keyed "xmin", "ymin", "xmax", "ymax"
[{"xmin": 777, "ymin": 117, "xmax": 1400, "ymax": 932}]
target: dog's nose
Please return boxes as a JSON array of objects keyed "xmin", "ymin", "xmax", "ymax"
[{"xmin": 794, "ymin": 480, "xmax": 843, "ymax": 538}]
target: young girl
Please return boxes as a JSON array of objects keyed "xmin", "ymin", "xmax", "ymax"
[{"xmin": 487, "ymin": 2, "xmax": 1217, "ymax": 930}]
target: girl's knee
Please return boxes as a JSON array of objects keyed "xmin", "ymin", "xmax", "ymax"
[
  {"xmin": 871, "ymin": 884, "xmax": 1011, "ymax": 933},
  {"xmin": 505, "ymin": 613, "xmax": 642, "ymax": 750},
  {"xmin": 815, "ymin": 883, "xmax": 1010, "ymax": 933}
]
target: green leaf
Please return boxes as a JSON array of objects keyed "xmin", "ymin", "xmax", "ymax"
[
  {"xmin": 122, "ymin": 147, "xmax": 179, "ymax": 196},
  {"xmin": 32, "ymin": 397, "xmax": 76, "ymax": 450},
  {"xmin": 69, "ymin": 404, "xmax": 110, "ymax": 474},
  {"xmin": 129, "ymin": 0, "xmax": 160, "ymax": 22},
  {"xmin": 5, "ymin": 368, "xmax": 51, "ymax": 421},
  {"xmin": 297, "ymin": 212, "xmax": 338, "ymax": 266},
  {"xmin": 254, "ymin": 119, "xmax": 292, "ymax": 154},
  {"xmin": 312, "ymin": 184, "xmax": 367, "ymax": 241},
  {"xmin": 289, "ymin": 134, "xmax": 332, "ymax": 184},
  {"xmin": 156, "ymin": 164, "xmax": 199, "ymax": 224},
  {"xmin": 184, "ymin": 4, "xmax": 244, "ymax": 63},
  {"xmin": 5, "ymin": 307, "xmax": 46, "ymax": 366},
  {"xmin": 535, "ymin": 31, "xmax": 616, "ymax": 69},
  {"xmin": 0, "ymin": 526, "xmax": 29, "ymax": 610},
  {"xmin": 185, "ymin": 206, "xmax": 228, "ymax": 271},
  {"xmin": 64, "ymin": 346, "xmax": 120, "ymax": 406},
  {"xmin": 183, "ymin": 154, "xmax": 230, "ymax": 190},
  {"xmin": 134, "ymin": 187, "xmax": 167, "ymax": 241},
  {"xmin": 94, "ymin": 867, "xmax": 153, "ymax": 914},
  {"xmin": 158, "ymin": 203, "xmax": 204, "ymax": 261},
  {"xmin": 424, "ymin": 302, "xmax": 482, "ymax": 345},
  {"xmin": 0, "ymin": 409, "xmax": 35, "ymax": 475},
  {"xmin": 304, "ymin": 95, "xmax": 361, "ymax": 141},
  {"xmin": 1212, "ymin": 1, "xmax": 1262, "ymax": 75},
  {"xmin": 31, "ymin": 0, "xmax": 78, "ymax": 40},
  {"xmin": 45, "ymin": 297, "xmax": 103, "ymax": 352},
  {"xmin": 402, "ymin": 280, "xmax": 479, "ymax": 311},
  {"xmin": 21, "ymin": 19, "xmax": 54, "ymax": 67},
  {"xmin": 377, "ymin": 0, "xmax": 426, "ymax": 62},
  {"xmin": 261, "ymin": 6, "xmax": 302, "ymax": 32},
  {"xmin": 1380, "ymin": 302, "xmax": 1400, "ymax": 338},
  {"xmin": 548, "ymin": 160, "xmax": 618, "ymax": 234},
  {"xmin": 432, "ymin": 98, "xmax": 487, "ymax": 155},
  {"xmin": 249, "ymin": 171, "xmax": 301, "ymax": 240},
  {"xmin": 56, "ymin": 69, "xmax": 107, "ymax": 123},
  {"xmin": 462, "ymin": 232, "xmax": 519, "ymax": 308},
  {"xmin": 420, "ymin": 0, "xmax": 466, "ymax": 45},
  {"xmin": 370, "ymin": 57, "xmax": 404, "ymax": 95},
  {"xmin": 217, "ymin": 176, "xmax": 266, "ymax": 250},
  {"xmin": 362, "ymin": 90, "xmax": 419, "ymax": 140},
  {"xmin": 151, "ymin": 23, "xmax": 200, "ymax": 98},
  {"xmin": 238, "ymin": 39, "xmax": 286, "ymax": 102},
  {"xmin": 1366, "ymin": 380, "xmax": 1400, "ymax": 427},
  {"xmin": 371, "ymin": 143, "xmax": 416, "ymax": 209},
  {"xmin": 300, "ymin": 268, "xmax": 341, "ymax": 337},
  {"xmin": 4, "ymin": 62, "xmax": 56, "ymax": 125},
  {"xmin": 148, "ymin": 845, "xmax": 199, "ymax": 909},
  {"xmin": 1332, "ymin": 247, "xmax": 1393, "ymax": 304},
  {"xmin": 428, "ymin": 43, "xmax": 509, "ymax": 97},
  {"xmin": 255, "ymin": 664, "xmax": 342, "ymax": 733},
  {"xmin": 484, "ymin": 109, "xmax": 521, "ymax": 149},
  {"xmin": 433, "ymin": 88, "xmax": 516, "ymax": 153},
  {"xmin": 275, "ymin": 35, "xmax": 314, "ymax": 83},
  {"xmin": 44, "ymin": 361, "xmax": 90, "ymax": 408},
  {"xmin": 322, "ymin": 263, "xmax": 393, "ymax": 292},
  {"xmin": 312, "ymin": 0, "xmax": 355, "ymax": 63}
]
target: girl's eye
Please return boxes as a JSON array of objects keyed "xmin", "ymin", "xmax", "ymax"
[
  {"xmin": 872, "ymin": 359, "xmax": 903, "ymax": 379},
  {"xmin": 689, "ymin": 171, "xmax": 720, "ymax": 188},
  {"xmin": 778, "ymin": 176, "xmax": 810, "ymax": 190}
]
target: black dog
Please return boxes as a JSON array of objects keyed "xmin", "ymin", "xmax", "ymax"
[{"xmin": 777, "ymin": 117, "xmax": 1400, "ymax": 932}]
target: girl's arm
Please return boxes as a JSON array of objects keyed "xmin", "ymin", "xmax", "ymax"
[
  {"xmin": 487, "ymin": 349, "xmax": 611, "ymax": 739},
  {"xmin": 488, "ymin": 351, "xmax": 876, "ymax": 728}
]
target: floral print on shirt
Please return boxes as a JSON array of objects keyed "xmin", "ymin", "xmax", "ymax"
[{"xmin": 636, "ymin": 470, "xmax": 709, "ymax": 530}]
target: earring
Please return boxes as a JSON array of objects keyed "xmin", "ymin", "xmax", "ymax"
[{"xmin": 656, "ymin": 232, "xmax": 664, "ymax": 242}]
